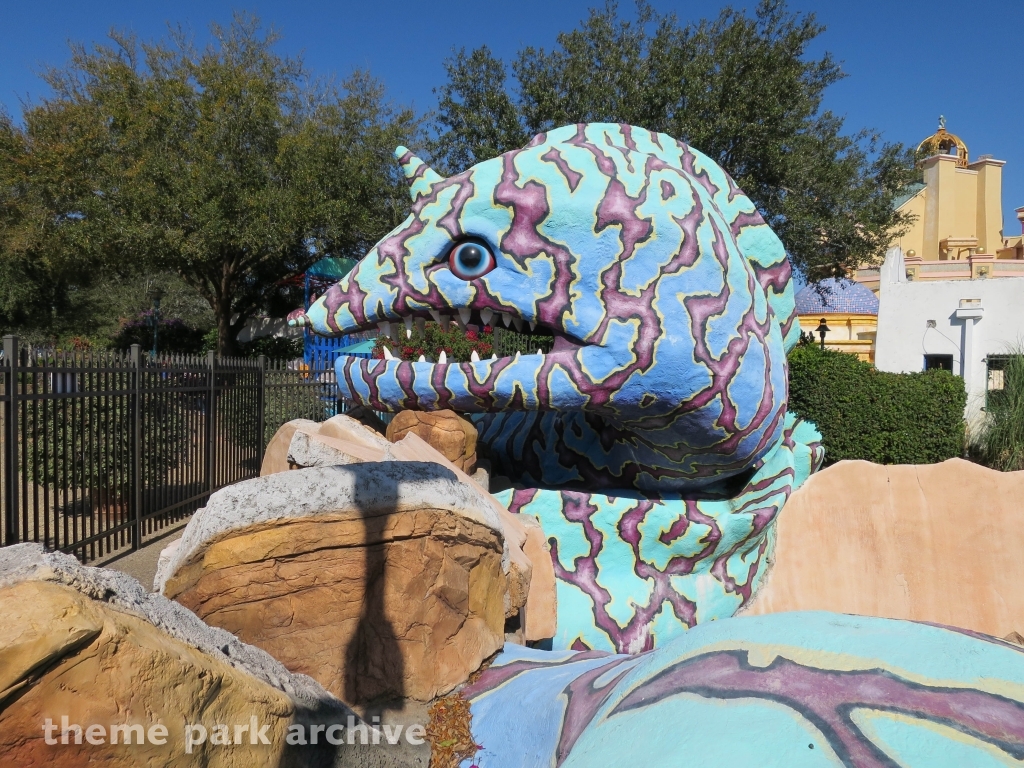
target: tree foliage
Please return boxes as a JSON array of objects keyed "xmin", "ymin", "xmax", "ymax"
[
  {"xmin": 432, "ymin": 1, "xmax": 917, "ymax": 279},
  {"xmin": 1, "ymin": 14, "xmax": 420, "ymax": 352}
]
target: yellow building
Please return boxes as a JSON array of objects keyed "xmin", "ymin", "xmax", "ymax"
[
  {"xmin": 795, "ymin": 278, "xmax": 878, "ymax": 363},
  {"xmin": 856, "ymin": 118, "xmax": 1024, "ymax": 291}
]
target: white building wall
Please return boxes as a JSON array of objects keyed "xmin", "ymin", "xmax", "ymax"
[
  {"xmin": 236, "ymin": 316, "xmax": 303, "ymax": 343},
  {"xmin": 875, "ymin": 248, "xmax": 1024, "ymax": 427}
]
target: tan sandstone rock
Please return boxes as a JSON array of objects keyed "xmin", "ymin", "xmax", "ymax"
[
  {"xmin": 274, "ymin": 424, "xmax": 549, "ymax": 634},
  {"xmin": 745, "ymin": 458, "xmax": 1024, "ymax": 639},
  {"xmin": 157, "ymin": 462, "xmax": 509, "ymax": 705},
  {"xmin": 386, "ymin": 411, "xmax": 477, "ymax": 473},
  {"xmin": 258, "ymin": 414, "xmax": 556, "ymax": 643},
  {"xmin": 260, "ymin": 418, "xmax": 319, "ymax": 476},
  {"xmin": 318, "ymin": 413, "xmax": 392, "ymax": 450},
  {"xmin": 520, "ymin": 518, "xmax": 557, "ymax": 642},
  {"xmin": 0, "ymin": 544, "xmax": 380, "ymax": 768}
]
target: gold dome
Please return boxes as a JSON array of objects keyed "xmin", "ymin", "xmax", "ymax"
[{"xmin": 916, "ymin": 116, "xmax": 968, "ymax": 167}]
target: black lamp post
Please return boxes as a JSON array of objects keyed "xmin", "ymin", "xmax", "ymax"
[
  {"xmin": 815, "ymin": 317, "xmax": 831, "ymax": 351},
  {"xmin": 147, "ymin": 286, "xmax": 165, "ymax": 358}
]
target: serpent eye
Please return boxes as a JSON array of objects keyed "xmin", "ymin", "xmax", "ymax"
[{"xmin": 448, "ymin": 240, "xmax": 495, "ymax": 280}]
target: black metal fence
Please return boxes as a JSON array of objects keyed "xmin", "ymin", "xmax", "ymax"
[{"xmin": 1, "ymin": 336, "xmax": 345, "ymax": 563}]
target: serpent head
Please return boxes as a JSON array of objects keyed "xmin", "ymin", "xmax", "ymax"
[{"xmin": 292, "ymin": 123, "xmax": 798, "ymax": 492}]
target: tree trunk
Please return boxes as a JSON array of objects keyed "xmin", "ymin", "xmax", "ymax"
[{"xmin": 215, "ymin": 302, "xmax": 239, "ymax": 357}]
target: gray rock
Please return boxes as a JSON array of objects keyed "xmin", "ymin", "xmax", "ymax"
[{"xmin": 287, "ymin": 428, "xmax": 369, "ymax": 468}]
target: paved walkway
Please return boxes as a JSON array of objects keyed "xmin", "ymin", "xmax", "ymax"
[{"xmin": 99, "ymin": 525, "xmax": 185, "ymax": 591}]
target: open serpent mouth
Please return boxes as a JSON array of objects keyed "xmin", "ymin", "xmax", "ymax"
[
  {"xmin": 340, "ymin": 306, "xmax": 582, "ymax": 366},
  {"xmin": 300, "ymin": 300, "xmax": 597, "ymax": 415}
]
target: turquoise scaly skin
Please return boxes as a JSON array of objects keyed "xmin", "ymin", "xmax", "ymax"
[{"xmin": 292, "ymin": 123, "xmax": 823, "ymax": 651}]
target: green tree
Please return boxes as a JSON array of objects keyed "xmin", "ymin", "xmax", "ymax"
[
  {"xmin": 2, "ymin": 14, "xmax": 419, "ymax": 352},
  {"xmin": 432, "ymin": 46, "xmax": 529, "ymax": 175},
  {"xmin": 0, "ymin": 107, "xmax": 106, "ymax": 336},
  {"xmin": 432, "ymin": 1, "xmax": 918, "ymax": 279}
]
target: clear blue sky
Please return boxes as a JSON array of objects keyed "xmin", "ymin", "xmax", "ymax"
[{"xmin": 2, "ymin": 0, "xmax": 1022, "ymax": 234}]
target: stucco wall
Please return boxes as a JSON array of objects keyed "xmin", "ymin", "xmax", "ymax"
[
  {"xmin": 744, "ymin": 459, "xmax": 1024, "ymax": 640},
  {"xmin": 875, "ymin": 266, "xmax": 1024, "ymax": 425},
  {"xmin": 893, "ymin": 189, "xmax": 926, "ymax": 257}
]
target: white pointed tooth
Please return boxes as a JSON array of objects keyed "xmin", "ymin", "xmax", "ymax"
[
  {"xmin": 458, "ymin": 307, "xmax": 472, "ymax": 326},
  {"xmin": 536, "ymin": 350, "xmax": 543, "ymax": 356},
  {"xmin": 470, "ymin": 350, "xmax": 480, "ymax": 362},
  {"xmin": 438, "ymin": 350, "xmax": 447, "ymax": 365},
  {"xmin": 378, "ymin": 320, "xmax": 391, "ymax": 337},
  {"xmin": 512, "ymin": 317, "xmax": 523, "ymax": 331},
  {"xmin": 418, "ymin": 354, "xmax": 426, "ymax": 363},
  {"xmin": 415, "ymin": 317, "xmax": 425, "ymax": 335},
  {"xmin": 491, "ymin": 354, "xmax": 497, "ymax": 360},
  {"xmin": 499, "ymin": 312, "xmax": 512, "ymax": 327},
  {"xmin": 404, "ymin": 316, "xmax": 413, "ymax": 338},
  {"xmin": 514, "ymin": 351, "xmax": 521, "ymax": 360},
  {"xmin": 439, "ymin": 315, "xmax": 451, "ymax": 332},
  {"xmin": 382, "ymin": 346, "xmax": 394, "ymax": 360},
  {"xmin": 529, "ymin": 321, "xmax": 537, "ymax": 332},
  {"xmin": 480, "ymin": 308, "xmax": 493, "ymax": 325},
  {"xmin": 429, "ymin": 309, "xmax": 442, "ymax": 323}
]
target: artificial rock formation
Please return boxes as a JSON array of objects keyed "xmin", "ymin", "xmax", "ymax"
[
  {"xmin": 261, "ymin": 414, "xmax": 391, "ymax": 477},
  {"xmin": 157, "ymin": 462, "xmax": 511, "ymax": 704},
  {"xmin": 385, "ymin": 410, "xmax": 477, "ymax": 474},
  {"xmin": 260, "ymin": 417, "xmax": 553, "ymax": 639},
  {"xmin": 746, "ymin": 458, "xmax": 1024, "ymax": 639},
  {"xmin": 0, "ymin": 544, "xmax": 369, "ymax": 768},
  {"xmin": 261, "ymin": 418, "xmax": 320, "ymax": 476}
]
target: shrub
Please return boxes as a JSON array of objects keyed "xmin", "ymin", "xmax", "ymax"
[
  {"xmin": 112, "ymin": 312, "xmax": 207, "ymax": 355},
  {"xmin": 969, "ymin": 352, "xmax": 1024, "ymax": 471},
  {"xmin": 374, "ymin": 323, "xmax": 495, "ymax": 362},
  {"xmin": 237, "ymin": 335, "xmax": 303, "ymax": 360},
  {"xmin": 788, "ymin": 343, "xmax": 966, "ymax": 465}
]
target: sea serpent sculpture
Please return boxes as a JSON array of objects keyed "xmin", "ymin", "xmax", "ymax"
[
  {"xmin": 291, "ymin": 124, "xmax": 1024, "ymax": 766},
  {"xmin": 292, "ymin": 122, "xmax": 823, "ymax": 653}
]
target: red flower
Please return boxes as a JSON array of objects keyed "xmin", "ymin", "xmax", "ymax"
[
  {"xmin": 465, "ymin": 330, "xmax": 479, "ymax": 341},
  {"xmin": 482, "ymin": 325, "xmax": 493, "ymax": 333}
]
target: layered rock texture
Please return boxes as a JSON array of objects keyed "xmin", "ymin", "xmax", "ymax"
[
  {"xmin": 0, "ymin": 544, "xmax": 363, "ymax": 767},
  {"xmin": 157, "ymin": 462, "xmax": 511, "ymax": 704},
  {"xmin": 259, "ymin": 415, "xmax": 554, "ymax": 640},
  {"xmin": 746, "ymin": 458, "xmax": 1024, "ymax": 638},
  {"xmin": 385, "ymin": 411, "xmax": 478, "ymax": 473}
]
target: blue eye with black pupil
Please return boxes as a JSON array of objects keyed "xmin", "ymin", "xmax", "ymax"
[{"xmin": 448, "ymin": 241, "xmax": 496, "ymax": 280}]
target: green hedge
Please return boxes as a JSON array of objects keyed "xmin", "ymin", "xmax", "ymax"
[{"xmin": 788, "ymin": 343, "xmax": 966, "ymax": 465}]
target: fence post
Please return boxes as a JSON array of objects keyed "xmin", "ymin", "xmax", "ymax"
[
  {"xmin": 257, "ymin": 354, "xmax": 267, "ymax": 460},
  {"xmin": 3, "ymin": 335, "xmax": 19, "ymax": 546},
  {"xmin": 206, "ymin": 351, "xmax": 216, "ymax": 496},
  {"xmin": 129, "ymin": 344, "xmax": 143, "ymax": 551}
]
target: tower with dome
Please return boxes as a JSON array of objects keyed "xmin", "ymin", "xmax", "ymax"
[{"xmin": 855, "ymin": 118, "xmax": 1024, "ymax": 292}]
